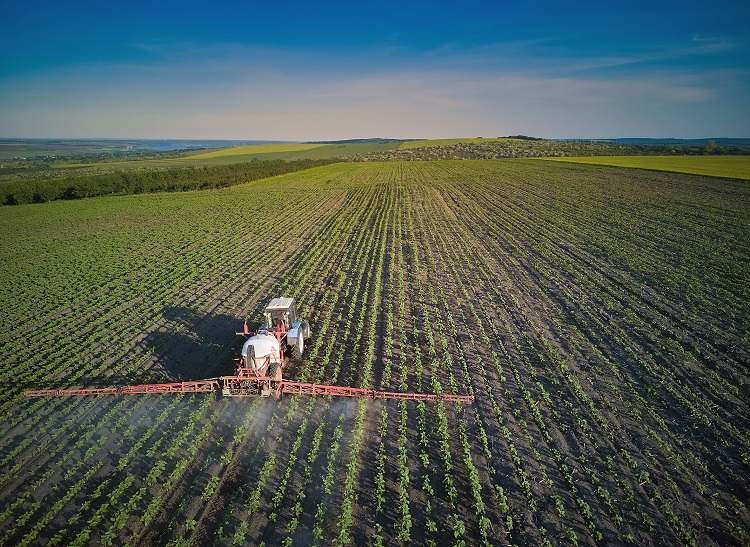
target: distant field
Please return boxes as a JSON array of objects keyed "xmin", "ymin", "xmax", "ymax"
[
  {"xmin": 187, "ymin": 143, "xmax": 327, "ymax": 159},
  {"xmin": 192, "ymin": 141, "xmax": 402, "ymax": 162},
  {"xmin": 541, "ymin": 155, "xmax": 750, "ymax": 180},
  {"xmin": 8, "ymin": 140, "xmax": 750, "ymax": 184},
  {"xmin": 0, "ymin": 140, "xmax": 152, "ymax": 161},
  {"xmin": 1, "ymin": 141, "xmax": 398, "ymax": 182},
  {"xmin": 49, "ymin": 141, "xmax": 401, "ymax": 171}
]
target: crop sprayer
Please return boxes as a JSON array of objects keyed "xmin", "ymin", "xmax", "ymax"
[{"xmin": 25, "ymin": 297, "xmax": 474, "ymax": 404}]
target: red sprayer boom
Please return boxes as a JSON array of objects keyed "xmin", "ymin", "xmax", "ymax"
[{"xmin": 24, "ymin": 378, "xmax": 472, "ymax": 403}]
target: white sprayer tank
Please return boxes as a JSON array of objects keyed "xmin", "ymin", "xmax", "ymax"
[{"xmin": 241, "ymin": 333, "xmax": 280, "ymax": 370}]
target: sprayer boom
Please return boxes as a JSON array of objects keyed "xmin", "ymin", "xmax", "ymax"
[{"xmin": 25, "ymin": 377, "xmax": 473, "ymax": 403}]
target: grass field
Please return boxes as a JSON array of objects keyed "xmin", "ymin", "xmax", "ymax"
[
  {"xmin": 1, "ymin": 160, "xmax": 748, "ymax": 546},
  {"xmin": 540, "ymin": 155, "xmax": 750, "ymax": 180}
]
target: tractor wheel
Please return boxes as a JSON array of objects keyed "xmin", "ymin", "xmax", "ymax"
[
  {"xmin": 300, "ymin": 321, "xmax": 311, "ymax": 339},
  {"xmin": 291, "ymin": 332, "xmax": 304, "ymax": 358}
]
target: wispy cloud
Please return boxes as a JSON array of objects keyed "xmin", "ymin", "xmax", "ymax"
[{"xmin": 1, "ymin": 32, "xmax": 747, "ymax": 139}]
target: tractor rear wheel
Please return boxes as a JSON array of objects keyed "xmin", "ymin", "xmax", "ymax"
[{"xmin": 291, "ymin": 332, "xmax": 304, "ymax": 358}]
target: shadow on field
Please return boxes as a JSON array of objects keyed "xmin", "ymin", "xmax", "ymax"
[{"xmin": 142, "ymin": 307, "xmax": 249, "ymax": 382}]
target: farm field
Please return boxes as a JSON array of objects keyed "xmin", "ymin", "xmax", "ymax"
[
  {"xmin": 540, "ymin": 155, "xmax": 750, "ymax": 180},
  {"xmin": 0, "ymin": 159, "xmax": 748, "ymax": 546},
  {"xmin": 186, "ymin": 143, "xmax": 329, "ymax": 158},
  {"xmin": 6, "ymin": 139, "xmax": 748, "ymax": 187},
  {"xmin": 0, "ymin": 141, "xmax": 403, "ymax": 183},
  {"xmin": 48, "ymin": 142, "xmax": 403, "ymax": 170}
]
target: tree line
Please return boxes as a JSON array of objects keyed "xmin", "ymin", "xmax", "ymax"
[{"xmin": 0, "ymin": 159, "xmax": 338, "ymax": 206}]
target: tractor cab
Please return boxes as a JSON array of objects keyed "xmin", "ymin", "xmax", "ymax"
[
  {"xmin": 239, "ymin": 297, "xmax": 309, "ymax": 360},
  {"xmin": 263, "ymin": 297, "xmax": 298, "ymax": 332}
]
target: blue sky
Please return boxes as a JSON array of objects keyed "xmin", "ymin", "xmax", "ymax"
[{"xmin": 1, "ymin": 0, "xmax": 748, "ymax": 140}]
